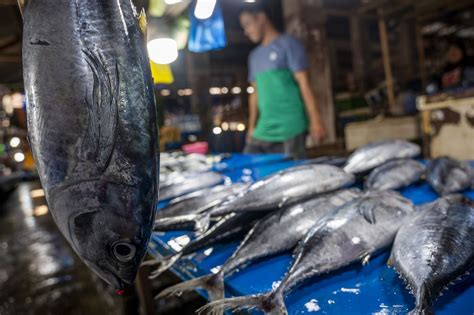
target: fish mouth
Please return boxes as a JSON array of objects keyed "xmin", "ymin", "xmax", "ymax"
[{"xmin": 100, "ymin": 267, "xmax": 126, "ymax": 290}]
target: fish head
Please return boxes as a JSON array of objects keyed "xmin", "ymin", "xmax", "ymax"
[{"xmin": 50, "ymin": 179, "xmax": 156, "ymax": 290}]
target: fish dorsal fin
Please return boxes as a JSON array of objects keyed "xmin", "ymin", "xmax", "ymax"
[{"xmin": 361, "ymin": 254, "xmax": 371, "ymax": 266}]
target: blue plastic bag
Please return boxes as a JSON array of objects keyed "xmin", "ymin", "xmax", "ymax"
[{"xmin": 188, "ymin": 0, "xmax": 227, "ymax": 53}]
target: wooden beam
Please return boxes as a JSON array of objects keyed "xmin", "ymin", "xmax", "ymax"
[
  {"xmin": 377, "ymin": 8, "xmax": 396, "ymax": 110},
  {"xmin": 358, "ymin": 0, "xmax": 390, "ymax": 14},
  {"xmin": 282, "ymin": 0, "xmax": 337, "ymax": 144},
  {"xmin": 0, "ymin": 55, "xmax": 21, "ymax": 63},
  {"xmin": 350, "ymin": 14, "xmax": 366, "ymax": 92},
  {"xmin": 377, "ymin": 9, "xmax": 396, "ymax": 105},
  {"xmin": 415, "ymin": 22, "xmax": 427, "ymax": 86}
]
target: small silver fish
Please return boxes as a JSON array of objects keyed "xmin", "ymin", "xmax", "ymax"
[
  {"xmin": 344, "ymin": 140, "xmax": 421, "ymax": 174},
  {"xmin": 209, "ymin": 164, "xmax": 355, "ymax": 217},
  {"xmin": 390, "ymin": 195, "xmax": 474, "ymax": 315},
  {"xmin": 426, "ymin": 156, "xmax": 473, "ymax": 196},
  {"xmin": 159, "ymin": 172, "xmax": 225, "ymax": 201},
  {"xmin": 365, "ymin": 159, "xmax": 426, "ymax": 191},
  {"xmin": 155, "ymin": 183, "xmax": 248, "ymax": 230}
]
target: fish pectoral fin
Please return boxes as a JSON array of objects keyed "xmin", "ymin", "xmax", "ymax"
[
  {"xmin": 278, "ymin": 196, "xmax": 289, "ymax": 208},
  {"xmin": 81, "ymin": 48, "xmax": 119, "ymax": 171},
  {"xmin": 361, "ymin": 254, "xmax": 371, "ymax": 266},
  {"xmin": 360, "ymin": 203, "xmax": 377, "ymax": 224}
]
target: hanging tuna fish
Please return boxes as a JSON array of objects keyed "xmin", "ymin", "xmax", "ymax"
[{"xmin": 22, "ymin": 0, "xmax": 159, "ymax": 291}]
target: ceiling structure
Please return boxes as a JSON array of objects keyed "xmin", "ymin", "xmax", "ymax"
[{"xmin": 0, "ymin": 0, "xmax": 473, "ymax": 87}]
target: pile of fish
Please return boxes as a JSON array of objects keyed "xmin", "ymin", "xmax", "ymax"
[
  {"xmin": 200, "ymin": 190, "xmax": 416, "ymax": 314},
  {"xmin": 154, "ymin": 183, "xmax": 248, "ymax": 231},
  {"xmin": 22, "ymin": 0, "xmax": 472, "ymax": 308},
  {"xmin": 149, "ymin": 139, "xmax": 473, "ymax": 314}
]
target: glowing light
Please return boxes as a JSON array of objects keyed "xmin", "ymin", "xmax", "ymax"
[
  {"xmin": 237, "ymin": 123, "xmax": 246, "ymax": 132},
  {"xmin": 30, "ymin": 189, "xmax": 45, "ymax": 198},
  {"xmin": 160, "ymin": 89, "xmax": 171, "ymax": 96},
  {"xmin": 177, "ymin": 89, "xmax": 185, "ymax": 96},
  {"xmin": 221, "ymin": 122, "xmax": 229, "ymax": 131},
  {"xmin": 213, "ymin": 126, "xmax": 222, "ymax": 135},
  {"xmin": 2, "ymin": 94, "xmax": 13, "ymax": 114},
  {"xmin": 247, "ymin": 86, "xmax": 255, "ymax": 94},
  {"xmin": 209, "ymin": 87, "xmax": 221, "ymax": 95},
  {"xmin": 11, "ymin": 93, "xmax": 24, "ymax": 109},
  {"xmin": 14, "ymin": 152, "xmax": 25, "ymax": 162},
  {"xmin": 183, "ymin": 88, "xmax": 193, "ymax": 96},
  {"xmin": 221, "ymin": 87, "xmax": 229, "ymax": 94},
  {"xmin": 244, "ymin": 0, "xmax": 256, "ymax": 2},
  {"xmin": 194, "ymin": 0, "xmax": 216, "ymax": 20},
  {"xmin": 33, "ymin": 205, "xmax": 49, "ymax": 216},
  {"xmin": 9, "ymin": 137, "xmax": 20, "ymax": 148},
  {"xmin": 231, "ymin": 87, "xmax": 242, "ymax": 94},
  {"xmin": 165, "ymin": 0, "xmax": 182, "ymax": 4},
  {"xmin": 147, "ymin": 38, "xmax": 178, "ymax": 64}
]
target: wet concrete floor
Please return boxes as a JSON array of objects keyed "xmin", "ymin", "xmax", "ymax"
[
  {"xmin": 0, "ymin": 181, "xmax": 125, "ymax": 315},
  {"xmin": 0, "ymin": 181, "xmax": 206, "ymax": 315}
]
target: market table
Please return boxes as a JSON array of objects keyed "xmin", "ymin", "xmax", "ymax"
[{"xmin": 149, "ymin": 154, "xmax": 474, "ymax": 314}]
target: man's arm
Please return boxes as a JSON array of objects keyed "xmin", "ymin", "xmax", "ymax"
[
  {"xmin": 247, "ymin": 82, "xmax": 258, "ymax": 142},
  {"xmin": 294, "ymin": 70, "xmax": 327, "ymax": 143}
]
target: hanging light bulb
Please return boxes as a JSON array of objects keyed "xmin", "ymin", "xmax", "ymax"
[
  {"xmin": 194, "ymin": 0, "xmax": 217, "ymax": 20},
  {"xmin": 147, "ymin": 38, "xmax": 178, "ymax": 64}
]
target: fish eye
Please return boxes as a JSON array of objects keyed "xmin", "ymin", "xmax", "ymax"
[{"xmin": 112, "ymin": 241, "xmax": 136, "ymax": 263}]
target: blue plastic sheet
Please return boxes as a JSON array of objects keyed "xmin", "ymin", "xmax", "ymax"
[
  {"xmin": 150, "ymin": 156, "xmax": 474, "ymax": 314},
  {"xmin": 188, "ymin": 1, "xmax": 227, "ymax": 53}
]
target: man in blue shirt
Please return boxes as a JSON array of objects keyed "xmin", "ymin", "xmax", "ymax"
[{"xmin": 240, "ymin": 5, "xmax": 326, "ymax": 158}]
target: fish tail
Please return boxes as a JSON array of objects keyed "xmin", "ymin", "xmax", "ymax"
[
  {"xmin": 155, "ymin": 272, "xmax": 224, "ymax": 302},
  {"xmin": 148, "ymin": 252, "xmax": 183, "ymax": 279},
  {"xmin": 409, "ymin": 285, "xmax": 434, "ymax": 315},
  {"xmin": 408, "ymin": 305, "xmax": 434, "ymax": 315},
  {"xmin": 197, "ymin": 290, "xmax": 287, "ymax": 315},
  {"xmin": 195, "ymin": 213, "xmax": 211, "ymax": 234}
]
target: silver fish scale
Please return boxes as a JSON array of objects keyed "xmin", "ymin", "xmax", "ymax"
[
  {"xmin": 366, "ymin": 159, "xmax": 426, "ymax": 191},
  {"xmin": 156, "ymin": 183, "xmax": 248, "ymax": 220},
  {"xmin": 209, "ymin": 164, "xmax": 355, "ymax": 217},
  {"xmin": 344, "ymin": 140, "xmax": 421, "ymax": 174},
  {"xmin": 220, "ymin": 189, "xmax": 362, "ymax": 275},
  {"xmin": 158, "ymin": 172, "xmax": 225, "ymax": 201},
  {"xmin": 273, "ymin": 190, "xmax": 415, "ymax": 295},
  {"xmin": 390, "ymin": 195, "xmax": 474, "ymax": 313}
]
